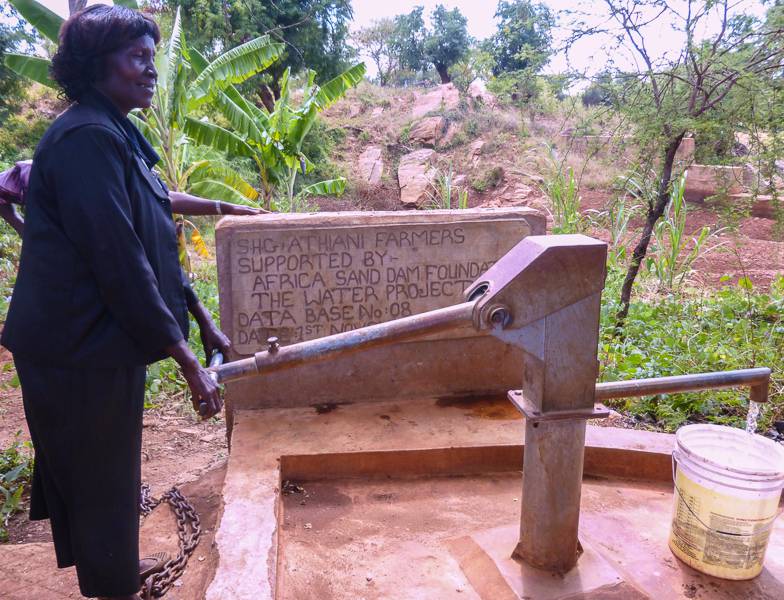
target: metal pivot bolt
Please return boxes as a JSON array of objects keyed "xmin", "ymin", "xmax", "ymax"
[
  {"xmin": 489, "ymin": 306, "xmax": 511, "ymax": 329},
  {"xmin": 267, "ymin": 336, "xmax": 280, "ymax": 354}
]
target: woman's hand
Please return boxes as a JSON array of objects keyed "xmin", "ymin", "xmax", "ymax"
[
  {"xmin": 222, "ymin": 203, "xmax": 264, "ymax": 216},
  {"xmin": 165, "ymin": 339, "xmax": 223, "ymax": 419},
  {"xmin": 181, "ymin": 361, "xmax": 223, "ymax": 419},
  {"xmin": 199, "ymin": 319, "xmax": 231, "ymax": 362}
]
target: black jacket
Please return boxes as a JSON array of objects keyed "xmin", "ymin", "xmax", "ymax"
[{"xmin": 2, "ymin": 92, "xmax": 194, "ymax": 367}]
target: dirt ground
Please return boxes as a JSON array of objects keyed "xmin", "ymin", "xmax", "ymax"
[{"xmin": 579, "ymin": 189, "xmax": 784, "ymax": 289}]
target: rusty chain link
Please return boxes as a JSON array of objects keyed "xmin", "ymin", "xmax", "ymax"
[{"xmin": 139, "ymin": 483, "xmax": 202, "ymax": 599}]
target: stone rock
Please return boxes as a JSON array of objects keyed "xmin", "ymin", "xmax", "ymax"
[
  {"xmin": 409, "ymin": 116, "xmax": 447, "ymax": 146},
  {"xmin": 675, "ymin": 137, "xmax": 695, "ymax": 163},
  {"xmin": 470, "ymin": 139, "xmax": 485, "ymax": 164},
  {"xmin": 412, "ymin": 83, "xmax": 460, "ymax": 118},
  {"xmin": 348, "ymin": 103, "xmax": 362, "ymax": 118},
  {"xmin": 453, "ymin": 174, "xmax": 468, "ymax": 189},
  {"xmin": 397, "ymin": 149, "xmax": 438, "ymax": 208},
  {"xmin": 498, "ymin": 182, "xmax": 534, "ymax": 204},
  {"xmin": 371, "ymin": 106, "xmax": 384, "ymax": 118},
  {"xmin": 468, "ymin": 79, "xmax": 496, "ymax": 108},
  {"xmin": 358, "ymin": 146, "xmax": 384, "ymax": 185},
  {"xmin": 684, "ymin": 164, "xmax": 748, "ymax": 201}
]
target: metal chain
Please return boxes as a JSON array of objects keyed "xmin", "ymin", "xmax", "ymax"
[{"xmin": 139, "ymin": 483, "xmax": 202, "ymax": 599}]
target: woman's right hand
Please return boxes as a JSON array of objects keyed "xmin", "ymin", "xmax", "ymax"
[
  {"xmin": 181, "ymin": 362, "xmax": 223, "ymax": 419},
  {"xmin": 166, "ymin": 339, "xmax": 223, "ymax": 419}
]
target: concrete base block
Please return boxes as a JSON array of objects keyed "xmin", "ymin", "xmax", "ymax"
[{"xmin": 449, "ymin": 525, "xmax": 646, "ymax": 600}]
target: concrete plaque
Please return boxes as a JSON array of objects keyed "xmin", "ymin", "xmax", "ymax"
[{"xmin": 216, "ymin": 209, "xmax": 545, "ymax": 411}]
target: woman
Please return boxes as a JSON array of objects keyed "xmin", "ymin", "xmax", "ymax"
[
  {"xmin": 1, "ymin": 6, "xmax": 228, "ymax": 599},
  {"xmin": 0, "ymin": 159, "xmax": 264, "ymax": 236}
]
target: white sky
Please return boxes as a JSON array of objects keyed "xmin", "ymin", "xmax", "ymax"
[{"xmin": 30, "ymin": 0, "xmax": 773, "ymax": 78}]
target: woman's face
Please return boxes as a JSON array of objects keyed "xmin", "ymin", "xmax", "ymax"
[{"xmin": 94, "ymin": 34, "xmax": 157, "ymax": 115}]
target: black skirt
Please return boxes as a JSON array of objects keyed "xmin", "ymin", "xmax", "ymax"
[{"xmin": 15, "ymin": 357, "xmax": 146, "ymax": 598}]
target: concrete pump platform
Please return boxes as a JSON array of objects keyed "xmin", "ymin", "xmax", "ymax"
[{"xmin": 205, "ymin": 395, "xmax": 784, "ymax": 599}]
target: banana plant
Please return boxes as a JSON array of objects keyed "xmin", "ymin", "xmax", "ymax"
[
  {"xmin": 184, "ymin": 62, "xmax": 366, "ymax": 210},
  {"xmin": 127, "ymin": 7, "xmax": 282, "ymax": 267},
  {"xmin": 6, "ymin": 2, "xmax": 283, "ymax": 267},
  {"xmin": 5, "ymin": 2, "xmax": 281, "ymax": 204},
  {"xmin": 4, "ymin": 0, "xmax": 139, "ymax": 87}
]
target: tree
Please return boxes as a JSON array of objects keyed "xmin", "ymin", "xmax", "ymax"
[
  {"xmin": 172, "ymin": 0, "xmax": 354, "ymax": 101},
  {"xmin": 581, "ymin": 70, "xmax": 618, "ymax": 106},
  {"xmin": 424, "ymin": 5, "xmax": 470, "ymax": 84},
  {"xmin": 568, "ymin": 1, "xmax": 784, "ymax": 326},
  {"xmin": 487, "ymin": 0, "xmax": 553, "ymax": 76},
  {"xmin": 0, "ymin": 4, "xmax": 34, "ymax": 125},
  {"xmin": 354, "ymin": 19, "xmax": 397, "ymax": 86},
  {"xmin": 391, "ymin": 6, "xmax": 427, "ymax": 73}
]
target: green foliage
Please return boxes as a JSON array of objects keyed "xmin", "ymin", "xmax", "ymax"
[
  {"xmin": 354, "ymin": 18, "xmax": 397, "ymax": 86},
  {"xmin": 448, "ymin": 48, "xmax": 493, "ymax": 94},
  {"xmin": 486, "ymin": 70, "xmax": 539, "ymax": 107},
  {"xmin": 471, "ymin": 166, "xmax": 504, "ymax": 192},
  {"xmin": 186, "ymin": 62, "xmax": 365, "ymax": 209},
  {"xmin": 600, "ymin": 272, "xmax": 784, "ymax": 431},
  {"xmin": 425, "ymin": 164, "xmax": 468, "ymax": 210},
  {"xmin": 581, "ymin": 71, "xmax": 619, "ymax": 107},
  {"xmin": 391, "ymin": 6, "xmax": 427, "ymax": 73},
  {"xmin": 8, "ymin": 0, "xmax": 60, "ymax": 44},
  {"xmin": 0, "ymin": 4, "xmax": 36, "ymax": 124},
  {"xmin": 540, "ymin": 146, "xmax": 583, "ymax": 233},
  {"xmin": 172, "ymin": 0, "xmax": 355, "ymax": 90},
  {"xmin": 486, "ymin": 0, "xmax": 553, "ymax": 76},
  {"xmin": 299, "ymin": 118, "xmax": 346, "ymax": 186},
  {"xmin": 0, "ymin": 434, "xmax": 34, "ymax": 542},
  {"xmin": 424, "ymin": 5, "xmax": 471, "ymax": 84},
  {"xmin": 645, "ymin": 172, "xmax": 723, "ymax": 291},
  {"xmin": 0, "ymin": 109, "xmax": 49, "ymax": 164}
]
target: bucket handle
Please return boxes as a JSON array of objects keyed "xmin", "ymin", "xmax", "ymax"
[{"xmin": 671, "ymin": 453, "xmax": 782, "ymax": 537}]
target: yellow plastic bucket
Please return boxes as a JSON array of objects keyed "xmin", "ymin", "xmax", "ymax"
[{"xmin": 669, "ymin": 424, "xmax": 784, "ymax": 580}]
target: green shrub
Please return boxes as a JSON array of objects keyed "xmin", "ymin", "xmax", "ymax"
[
  {"xmin": 471, "ymin": 166, "xmax": 504, "ymax": 192},
  {"xmin": 600, "ymin": 270, "xmax": 784, "ymax": 431},
  {"xmin": 0, "ymin": 433, "xmax": 34, "ymax": 541},
  {"xmin": 0, "ymin": 112, "xmax": 49, "ymax": 164}
]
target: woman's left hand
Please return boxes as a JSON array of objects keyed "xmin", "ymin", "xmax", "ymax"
[
  {"xmin": 223, "ymin": 203, "xmax": 265, "ymax": 216},
  {"xmin": 199, "ymin": 320, "xmax": 231, "ymax": 362}
]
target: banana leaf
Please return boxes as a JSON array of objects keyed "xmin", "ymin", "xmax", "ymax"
[
  {"xmin": 128, "ymin": 112, "xmax": 162, "ymax": 148},
  {"xmin": 189, "ymin": 179, "xmax": 259, "ymax": 205},
  {"xmin": 286, "ymin": 63, "xmax": 365, "ymax": 152},
  {"xmin": 189, "ymin": 36, "xmax": 284, "ymax": 105},
  {"xmin": 213, "ymin": 90, "xmax": 265, "ymax": 141},
  {"xmin": 4, "ymin": 54, "xmax": 56, "ymax": 88},
  {"xmin": 314, "ymin": 63, "xmax": 367, "ymax": 110},
  {"xmin": 189, "ymin": 48, "xmax": 209, "ymax": 76},
  {"xmin": 299, "ymin": 178, "xmax": 346, "ymax": 198},
  {"xmin": 9, "ymin": 0, "xmax": 63, "ymax": 44},
  {"xmin": 183, "ymin": 118, "xmax": 256, "ymax": 159},
  {"xmin": 191, "ymin": 162, "xmax": 260, "ymax": 201}
]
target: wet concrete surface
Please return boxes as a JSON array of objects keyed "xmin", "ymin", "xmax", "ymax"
[
  {"xmin": 279, "ymin": 474, "xmax": 784, "ymax": 599},
  {"xmin": 206, "ymin": 396, "xmax": 784, "ymax": 599}
]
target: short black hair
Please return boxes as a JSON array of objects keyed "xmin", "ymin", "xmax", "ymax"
[{"xmin": 51, "ymin": 4, "xmax": 160, "ymax": 102}]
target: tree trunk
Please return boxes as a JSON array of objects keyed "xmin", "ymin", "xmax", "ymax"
[
  {"xmin": 259, "ymin": 84, "xmax": 276, "ymax": 112},
  {"xmin": 435, "ymin": 64, "xmax": 450, "ymax": 84},
  {"xmin": 615, "ymin": 133, "xmax": 686, "ymax": 328}
]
